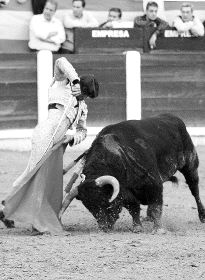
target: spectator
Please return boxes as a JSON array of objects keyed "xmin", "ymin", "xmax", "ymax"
[
  {"xmin": 28, "ymin": 0, "xmax": 66, "ymax": 52},
  {"xmin": 0, "ymin": 0, "xmax": 9, "ymax": 7},
  {"xmin": 99, "ymin": 8, "xmax": 122, "ymax": 28},
  {"xmin": 99, "ymin": 7, "xmax": 133, "ymax": 28},
  {"xmin": 134, "ymin": 1, "xmax": 169, "ymax": 49},
  {"xmin": 173, "ymin": 3, "xmax": 204, "ymax": 37},
  {"xmin": 64, "ymin": 0, "xmax": 98, "ymax": 28}
]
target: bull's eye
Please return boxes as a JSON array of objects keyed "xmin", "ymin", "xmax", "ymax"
[{"xmin": 80, "ymin": 174, "xmax": 86, "ymax": 182}]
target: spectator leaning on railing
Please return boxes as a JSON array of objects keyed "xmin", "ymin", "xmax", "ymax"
[
  {"xmin": 134, "ymin": 1, "xmax": 169, "ymax": 49},
  {"xmin": 28, "ymin": 0, "xmax": 66, "ymax": 52},
  {"xmin": 173, "ymin": 2, "xmax": 204, "ymax": 37},
  {"xmin": 63, "ymin": 0, "xmax": 98, "ymax": 28}
]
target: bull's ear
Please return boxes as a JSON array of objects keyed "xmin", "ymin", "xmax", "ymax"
[
  {"xmin": 75, "ymin": 194, "xmax": 81, "ymax": 200},
  {"xmin": 75, "ymin": 179, "xmax": 96, "ymax": 200}
]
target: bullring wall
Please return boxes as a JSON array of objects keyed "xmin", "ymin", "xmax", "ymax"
[{"xmin": 1, "ymin": 51, "xmax": 205, "ymax": 130}]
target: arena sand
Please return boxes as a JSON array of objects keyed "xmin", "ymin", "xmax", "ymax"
[{"xmin": 0, "ymin": 147, "xmax": 205, "ymax": 280}]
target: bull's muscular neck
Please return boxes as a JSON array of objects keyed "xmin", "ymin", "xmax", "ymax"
[
  {"xmin": 84, "ymin": 146, "xmax": 125, "ymax": 180},
  {"xmin": 83, "ymin": 142, "xmax": 158, "ymax": 188}
]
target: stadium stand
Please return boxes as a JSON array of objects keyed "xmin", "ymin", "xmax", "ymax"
[{"xmin": 0, "ymin": 0, "xmax": 205, "ymax": 52}]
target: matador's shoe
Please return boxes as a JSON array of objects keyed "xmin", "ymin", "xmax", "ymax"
[
  {"xmin": 0, "ymin": 210, "xmax": 15, "ymax": 228},
  {"xmin": 31, "ymin": 226, "xmax": 44, "ymax": 236}
]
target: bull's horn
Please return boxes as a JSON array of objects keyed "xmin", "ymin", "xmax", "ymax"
[
  {"xmin": 95, "ymin": 175, "xmax": 120, "ymax": 203},
  {"xmin": 59, "ymin": 187, "xmax": 78, "ymax": 220}
]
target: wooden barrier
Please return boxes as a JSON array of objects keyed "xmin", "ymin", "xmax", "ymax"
[
  {"xmin": 0, "ymin": 53, "xmax": 37, "ymax": 130},
  {"xmin": 141, "ymin": 52, "xmax": 205, "ymax": 127},
  {"xmin": 156, "ymin": 30, "xmax": 205, "ymax": 51},
  {"xmin": 1, "ymin": 48, "xmax": 205, "ymax": 131},
  {"xmin": 63, "ymin": 28, "xmax": 144, "ymax": 54},
  {"xmin": 62, "ymin": 27, "xmax": 205, "ymax": 54},
  {"xmin": 1, "ymin": 28, "xmax": 205, "ymax": 54}
]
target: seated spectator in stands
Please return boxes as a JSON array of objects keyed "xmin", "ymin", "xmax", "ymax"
[
  {"xmin": 99, "ymin": 7, "xmax": 133, "ymax": 28},
  {"xmin": 173, "ymin": 3, "xmax": 204, "ymax": 37},
  {"xmin": 0, "ymin": 0, "xmax": 9, "ymax": 7},
  {"xmin": 134, "ymin": 1, "xmax": 169, "ymax": 49},
  {"xmin": 99, "ymin": 8, "xmax": 122, "ymax": 28},
  {"xmin": 64, "ymin": 0, "xmax": 98, "ymax": 28},
  {"xmin": 28, "ymin": 0, "xmax": 65, "ymax": 52}
]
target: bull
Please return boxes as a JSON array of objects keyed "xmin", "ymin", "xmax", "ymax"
[{"xmin": 61, "ymin": 114, "xmax": 205, "ymax": 233}]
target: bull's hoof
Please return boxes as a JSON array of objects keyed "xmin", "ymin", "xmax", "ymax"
[
  {"xmin": 31, "ymin": 227, "xmax": 44, "ymax": 236},
  {"xmin": 199, "ymin": 214, "xmax": 205, "ymax": 223},
  {"xmin": 142, "ymin": 216, "xmax": 153, "ymax": 222},
  {"xmin": 99, "ymin": 227, "xmax": 113, "ymax": 233},
  {"xmin": 132, "ymin": 224, "xmax": 143, "ymax": 233},
  {"xmin": 98, "ymin": 224, "xmax": 114, "ymax": 232},
  {"xmin": 151, "ymin": 227, "xmax": 167, "ymax": 235},
  {"xmin": 3, "ymin": 219, "xmax": 15, "ymax": 228}
]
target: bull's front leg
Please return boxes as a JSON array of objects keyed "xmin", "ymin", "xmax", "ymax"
[
  {"xmin": 147, "ymin": 203, "xmax": 163, "ymax": 232},
  {"xmin": 125, "ymin": 203, "xmax": 143, "ymax": 233},
  {"xmin": 148, "ymin": 188, "xmax": 166, "ymax": 234}
]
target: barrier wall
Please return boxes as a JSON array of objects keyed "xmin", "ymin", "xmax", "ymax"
[
  {"xmin": 0, "ymin": 53, "xmax": 126, "ymax": 129},
  {"xmin": 1, "ymin": 51, "xmax": 205, "ymax": 130},
  {"xmin": 0, "ymin": 53, "xmax": 37, "ymax": 129},
  {"xmin": 2, "ymin": 27, "xmax": 205, "ymax": 54},
  {"xmin": 141, "ymin": 52, "xmax": 205, "ymax": 127},
  {"xmin": 68, "ymin": 28, "xmax": 205, "ymax": 54}
]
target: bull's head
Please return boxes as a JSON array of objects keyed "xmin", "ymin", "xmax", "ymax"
[{"xmin": 60, "ymin": 175, "xmax": 121, "ymax": 231}]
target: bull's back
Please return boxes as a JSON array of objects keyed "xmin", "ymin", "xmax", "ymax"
[{"xmin": 99, "ymin": 114, "xmax": 194, "ymax": 158}]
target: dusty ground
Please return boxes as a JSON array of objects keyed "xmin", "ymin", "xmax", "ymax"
[{"xmin": 0, "ymin": 147, "xmax": 205, "ymax": 280}]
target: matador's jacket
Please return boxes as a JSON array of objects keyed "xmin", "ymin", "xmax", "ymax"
[{"xmin": 48, "ymin": 57, "xmax": 88, "ymax": 146}]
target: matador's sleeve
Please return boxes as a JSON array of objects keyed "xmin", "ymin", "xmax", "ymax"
[
  {"xmin": 54, "ymin": 57, "xmax": 80, "ymax": 83},
  {"xmin": 69, "ymin": 102, "xmax": 88, "ymax": 146}
]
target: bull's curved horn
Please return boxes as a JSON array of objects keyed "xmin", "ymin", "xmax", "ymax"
[
  {"xmin": 59, "ymin": 187, "xmax": 78, "ymax": 220},
  {"xmin": 95, "ymin": 175, "xmax": 120, "ymax": 203}
]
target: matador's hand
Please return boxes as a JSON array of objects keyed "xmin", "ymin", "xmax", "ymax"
[
  {"xmin": 63, "ymin": 134, "xmax": 74, "ymax": 144},
  {"xmin": 71, "ymin": 83, "xmax": 81, "ymax": 97},
  {"xmin": 72, "ymin": 135, "xmax": 81, "ymax": 145}
]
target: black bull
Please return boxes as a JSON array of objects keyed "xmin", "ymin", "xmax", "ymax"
[{"xmin": 63, "ymin": 114, "xmax": 205, "ymax": 232}]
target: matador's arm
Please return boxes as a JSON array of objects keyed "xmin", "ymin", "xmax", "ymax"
[{"xmin": 54, "ymin": 57, "xmax": 80, "ymax": 83}]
